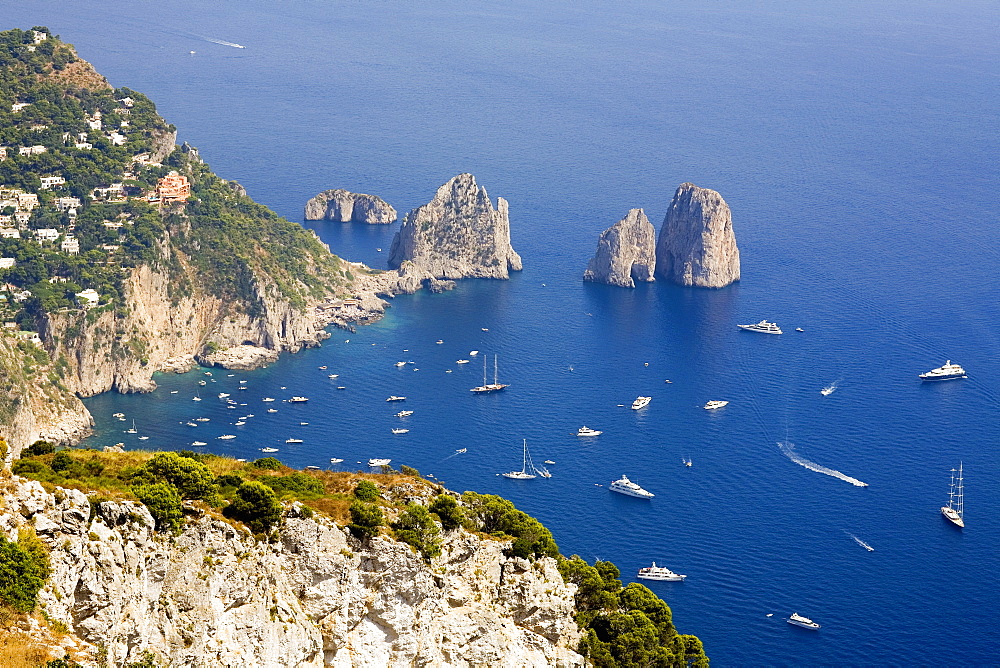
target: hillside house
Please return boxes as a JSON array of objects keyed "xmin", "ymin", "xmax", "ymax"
[
  {"xmin": 75, "ymin": 289, "xmax": 100, "ymax": 308},
  {"xmin": 0, "ymin": 147, "xmax": 7, "ymax": 161},
  {"xmin": 156, "ymin": 171, "xmax": 191, "ymax": 203},
  {"xmin": 75, "ymin": 142, "xmax": 93, "ymax": 150},
  {"xmin": 120, "ymin": 97, "xmax": 134, "ymax": 108},
  {"xmin": 17, "ymin": 193, "xmax": 39, "ymax": 209},
  {"xmin": 0, "ymin": 229, "xmax": 19, "ymax": 239},
  {"xmin": 33, "ymin": 228, "xmax": 59, "ymax": 242},
  {"xmin": 0, "ymin": 258, "xmax": 15, "ymax": 269},
  {"xmin": 61, "ymin": 237, "xmax": 80, "ymax": 255},
  {"xmin": 14, "ymin": 330, "xmax": 42, "ymax": 345},
  {"xmin": 0, "ymin": 216, "xmax": 11, "ymax": 226},
  {"xmin": 11, "ymin": 102, "xmax": 29, "ymax": 113},
  {"xmin": 108, "ymin": 132, "xmax": 126, "ymax": 146},
  {"xmin": 55, "ymin": 197, "xmax": 81, "ymax": 211},
  {"xmin": 32, "ymin": 30, "xmax": 47, "ymax": 44},
  {"xmin": 14, "ymin": 212, "xmax": 31, "ymax": 229},
  {"xmin": 39, "ymin": 176, "xmax": 66, "ymax": 189}
]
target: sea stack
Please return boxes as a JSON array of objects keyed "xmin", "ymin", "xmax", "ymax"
[
  {"xmin": 387, "ymin": 173, "xmax": 522, "ymax": 279},
  {"xmin": 583, "ymin": 209, "xmax": 656, "ymax": 288},
  {"xmin": 654, "ymin": 183, "xmax": 740, "ymax": 288},
  {"xmin": 304, "ymin": 189, "xmax": 397, "ymax": 224}
]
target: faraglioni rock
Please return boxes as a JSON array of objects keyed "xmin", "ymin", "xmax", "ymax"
[
  {"xmin": 583, "ymin": 208, "xmax": 656, "ymax": 288},
  {"xmin": 655, "ymin": 183, "xmax": 740, "ymax": 288},
  {"xmin": 304, "ymin": 189, "xmax": 397, "ymax": 224},
  {"xmin": 387, "ymin": 174, "xmax": 523, "ymax": 279}
]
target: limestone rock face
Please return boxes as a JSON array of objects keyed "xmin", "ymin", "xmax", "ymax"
[
  {"xmin": 654, "ymin": 183, "xmax": 740, "ymax": 288},
  {"xmin": 387, "ymin": 174, "xmax": 522, "ymax": 280},
  {"xmin": 583, "ymin": 209, "xmax": 656, "ymax": 288},
  {"xmin": 304, "ymin": 189, "xmax": 397, "ymax": 224},
  {"xmin": 0, "ymin": 478, "xmax": 584, "ymax": 668}
]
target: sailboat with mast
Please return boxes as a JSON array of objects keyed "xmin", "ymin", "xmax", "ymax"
[
  {"xmin": 471, "ymin": 354, "xmax": 509, "ymax": 393},
  {"xmin": 940, "ymin": 462, "xmax": 965, "ymax": 528},
  {"xmin": 502, "ymin": 439, "xmax": 548, "ymax": 479}
]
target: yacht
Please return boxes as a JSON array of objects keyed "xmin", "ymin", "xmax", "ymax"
[
  {"xmin": 738, "ymin": 320, "xmax": 783, "ymax": 334},
  {"xmin": 262, "ymin": 397, "xmax": 275, "ymax": 402},
  {"xmin": 577, "ymin": 426, "xmax": 603, "ymax": 437},
  {"xmin": 941, "ymin": 462, "xmax": 965, "ymax": 528},
  {"xmin": 125, "ymin": 420, "xmax": 138, "ymax": 434},
  {"xmin": 195, "ymin": 417, "xmax": 210, "ymax": 422},
  {"xmin": 502, "ymin": 440, "xmax": 538, "ymax": 479},
  {"xmin": 471, "ymin": 355, "xmax": 509, "ymax": 393},
  {"xmin": 396, "ymin": 410, "xmax": 413, "ymax": 417},
  {"xmin": 138, "ymin": 436, "xmax": 149, "ymax": 441},
  {"xmin": 470, "ymin": 350, "xmax": 479, "ymax": 356},
  {"xmin": 285, "ymin": 438, "xmax": 303, "ymax": 444},
  {"xmin": 456, "ymin": 448, "xmax": 467, "ymax": 454},
  {"xmin": 289, "ymin": 396, "xmax": 309, "ymax": 403},
  {"xmin": 786, "ymin": 613, "xmax": 820, "ymax": 630},
  {"xmin": 395, "ymin": 361, "xmax": 407, "ymax": 367},
  {"xmin": 191, "ymin": 441, "xmax": 207, "ymax": 446},
  {"xmin": 328, "ymin": 374, "xmax": 339, "ymax": 378},
  {"xmin": 330, "ymin": 458, "xmax": 344, "ymax": 464},
  {"xmin": 391, "ymin": 428, "xmax": 409, "ymax": 434},
  {"xmin": 609, "ymin": 475, "xmax": 654, "ymax": 499},
  {"xmin": 217, "ymin": 435, "xmax": 236, "ymax": 440},
  {"xmin": 186, "ymin": 422, "xmax": 198, "ymax": 427},
  {"xmin": 544, "ymin": 460, "xmax": 556, "ymax": 465},
  {"xmin": 218, "ymin": 393, "xmax": 230, "ymax": 398},
  {"xmin": 637, "ymin": 563, "xmax": 686, "ymax": 582},
  {"xmin": 260, "ymin": 447, "xmax": 279, "ymax": 453},
  {"xmin": 234, "ymin": 421, "xmax": 246, "ymax": 426},
  {"xmin": 456, "ymin": 359, "xmax": 470, "ymax": 364},
  {"xmin": 704, "ymin": 400, "xmax": 729, "ymax": 410},
  {"xmin": 386, "ymin": 396, "xmax": 406, "ymax": 402},
  {"xmin": 368, "ymin": 458, "xmax": 391, "ymax": 467},
  {"xmin": 436, "ymin": 340, "xmax": 444, "ymax": 344},
  {"xmin": 919, "ymin": 360, "xmax": 967, "ymax": 381},
  {"xmin": 631, "ymin": 396, "xmax": 651, "ymax": 410},
  {"xmin": 267, "ymin": 408, "xmax": 278, "ymax": 413}
]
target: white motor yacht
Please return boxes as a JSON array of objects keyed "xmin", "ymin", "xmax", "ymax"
[
  {"xmin": 396, "ymin": 410, "xmax": 414, "ymax": 417},
  {"xmin": 738, "ymin": 320, "xmax": 782, "ymax": 334},
  {"xmin": 919, "ymin": 360, "xmax": 967, "ymax": 381},
  {"xmin": 609, "ymin": 475, "xmax": 654, "ymax": 499},
  {"xmin": 391, "ymin": 428, "xmax": 409, "ymax": 434},
  {"xmin": 260, "ymin": 447, "xmax": 279, "ymax": 453},
  {"xmin": 217, "ymin": 435, "xmax": 236, "ymax": 440},
  {"xmin": 704, "ymin": 400, "xmax": 729, "ymax": 410},
  {"xmin": 386, "ymin": 396, "xmax": 406, "ymax": 402},
  {"xmin": 637, "ymin": 562, "xmax": 686, "ymax": 581},
  {"xmin": 289, "ymin": 396, "xmax": 309, "ymax": 403},
  {"xmin": 285, "ymin": 438, "xmax": 303, "ymax": 444},
  {"xmin": 631, "ymin": 396, "xmax": 651, "ymax": 410},
  {"xmin": 786, "ymin": 613, "xmax": 820, "ymax": 630},
  {"xmin": 577, "ymin": 426, "xmax": 603, "ymax": 436},
  {"xmin": 368, "ymin": 458, "xmax": 391, "ymax": 467}
]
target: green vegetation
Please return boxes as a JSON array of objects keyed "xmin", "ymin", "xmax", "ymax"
[
  {"xmin": 460, "ymin": 492, "xmax": 558, "ymax": 559},
  {"xmin": 0, "ymin": 528, "xmax": 50, "ymax": 613},
  {"xmin": 353, "ymin": 479, "xmax": 380, "ymax": 501},
  {"xmin": 428, "ymin": 494, "xmax": 463, "ymax": 531},
  {"xmin": 223, "ymin": 481, "xmax": 282, "ymax": 535},
  {"xmin": 347, "ymin": 501, "xmax": 384, "ymax": 540},
  {"xmin": 559, "ymin": 556, "xmax": 709, "ymax": 667},
  {"xmin": 21, "ymin": 439, "xmax": 53, "ymax": 457},
  {"xmin": 392, "ymin": 503, "xmax": 441, "ymax": 560},
  {"xmin": 131, "ymin": 482, "xmax": 182, "ymax": 533}
]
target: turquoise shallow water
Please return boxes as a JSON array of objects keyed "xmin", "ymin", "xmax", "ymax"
[{"xmin": 8, "ymin": 1, "xmax": 1000, "ymax": 663}]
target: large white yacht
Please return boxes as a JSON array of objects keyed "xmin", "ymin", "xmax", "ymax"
[
  {"xmin": 609, "ymin": 475, "xmax": 654, "ymax": 499},
  {"xmin": 704, "ymin": 400, "xmax": 729, "ymax": 410},
  {"xmin": 577, "ymin": 426, "xmax": 603, "ymax": 436},
  {"xmin": 631, "ymin": 396, "xmax": 651, "ymax": 410},
  {"xmin": 637, "ymin": 562, "xmax": 686, "ymax": 581},
  {"xmin": 368, "ymin": 458, "xmax": 391, "ymax": 467},
  {"xmin": 738, "ymin": 320, "xmax": 782, "ymax": 334},
  {"xmin": 786, "ymin": 613, "xmax": 820, "ymax": 630},
  {"xmin": 919, "ymin": 360, "xmax": 967, "ymax": 381}
]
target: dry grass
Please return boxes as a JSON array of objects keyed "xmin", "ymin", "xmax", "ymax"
[{"xmin": 0, "ymin": 628, "xmax": 59, "ymax": 667}]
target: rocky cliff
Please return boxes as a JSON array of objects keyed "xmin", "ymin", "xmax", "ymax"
[
  {"xmin": 654, "ymin": 183, "xmax": 740, "ymax": 288},
  {"xmin": 304, "ymin": 189, "xmax": 397, "ymax": 224},
  {"xmin": 0, "ymin": 475, "xmax": 584, "ymax": 667},
  {"xmin": 387, "ymin": 174, "xmax": 522, "ymax": 280},
  {"xmin": 583, "ymin": 209, "xmax": 657, "ymax": 288}
]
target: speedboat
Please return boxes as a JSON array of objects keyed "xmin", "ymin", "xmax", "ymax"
[
  {"xmin": 138, "ymin": 436, "xmax": 149, "ymax": 440},
  {"xmin": 470, "ymin": 350, "xmax": 479, "ymax": 356},
  {"xmin": 738, "ymin": 320, "xmax": 782, "ymax": 334},
  {"xmin": 195, "ymin": 417, "xmax": 210, "ymax": 422},
  {"xmin": 456, "ymin": 448, "xmax": 467, "ymax": 454},
  {"xmin": 218, "ymin": 393, "xmax": 229, "ymax": 398},
  {"xmin": 328, "ymin": 374, "xmax": 339, "ymax": 378},
  {"xmin": 186, "ymin": 422, "xmax": 198, "ymax": 427},
  {"xmin": 304, "ymin": 465, "xmax": 321, "ymax": 471},
  {"xmin": 456, "ymin": 359, "xmax": 470, "ymax": 364},
  {"xmin": 396, "ymin": 410, "xmax": 413, "ymax": 417},
  {"xmin": 704, "ymin": 400, "xmax": 729, "ymax": 410},
  {"xmin": 218, "ymin": 435, "xmax": 236, "ymax": 440},
  {"xmin": 235, "ymin": 421, "xmax": 246, "ymax": 426},
  {"xmin": 191, "ymin": 441, "xmax": 207, "ymax": 446},
  {"xmin": 262, "ymin": 397, "xmax": 275, "ymax": 402},
  {"xmin": 637, "ymin": 562, "xmax": 686, "ymax": 581},
  {"xmin": 386, "ymin": 396, "xmax": 406, "ymax": 402},
  {"xmin": 577, "ymin": 426, "xmax": 602, "ymax": 436},
  {"xmin": 395, "ymin": 361, "xmax": 407, "ymax": 367},
  {"xmin": 391, "ymin": 428, "xmax": 409, "ymax": 434},
  {"xmin": 289, "ymin": 396, "xmax": 309, "ymax": 403},
  {"xmin": 544, "ymin": 460, "xmax": 555, "ymax": 465},
  {"xmin": 368, "ymin": 458, "xmax": 391, "ymax": 467},
  {"xmin": 330, "ymin": 458, "xmax": 344, "ymax": 464},
  {"xmin": 267, "ymin": 408, "xmax": 278, "ymax": 413},
  {"xmin": 631, "ymin": 396, "xmax": 651, "ymax": 410},
  {"xmin": 609, "ymin": 475, "xmax": 654, "ymax": 499},
  {"xmin": 260, "ymin": 447, "xmax": 279, "ymax": 453},
  {"xmin": 285, "ymin": 438, "xmax": 303, "ymax": 444},
  {"xmin": 786, "ymin": 613, "xmax": 820, "ymax": 630},
  {"xmin": 919, "ymin": 360, "xmax": 967, "ymax": 381},
  {"xmin": 436, "ymin": 340, "xmax": 443, "ymax": 344}
]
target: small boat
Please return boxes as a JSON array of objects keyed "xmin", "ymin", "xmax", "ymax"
[
  {"xmin": 470, "ymin": 350, "xmax": 479, "ymax": 356},
  {"xmin": 218, "ymin": 393, "xmax": 230, "ymax": 398},
  {"xmin": 456, "ymin": 359, "xmax": 470, "ymax": 364},
  {"xmin": 261, "ymin": 447, "xmax": 279, "ymax": 453},
  {"xmin": 237, "ymin": 386, "xmax": 248, "ymax": 390},
  {"xmin": 300, "ymin": 422, "xmax": 309, "ymax": 425},
  {"xmin": 289, "ymin": 396, "xmax": 309, "ymax": 403},
  {"xmin": 198, "ymin": 380, "xmax": 206, "ymax": 386},
  {"xmin": 191, "ymin": 441, "xmax": 207, "ymax": 446},
  {"xmin": 195, "ymin": 417, "xmax": 210, "ymax": 422},
  {"xmin": 795, "ymin": 327, "xmax": 804, "ymax": 332},
  {"xmin": 664, "ymin": 379, "xmax": 672, "ymax": 384},
  {"xmin": 502, "ymin": 440, "xmax": 538, "ymax": 480},
  {"xmin": 395, "ymin": 361, "xmax": 407, "ymax": 367},
  {"xmin": 305, "ymin": 465, "xmax": 321, "ymax": 471},
  {"xmin": 262, "ymin": 397, "xmax": 275, "ymax": 402},
  {"xmin": 193, "ymin": 395, "xmax": 202, "ymax": 402},
  {"xmin": 738, "ymin": 320, "xmax": 783, "ymax": 334},
  {"xmin": 368, "ymin": 458, "xmax": 391, "ymax": 467},
  {"xmin": 218, "ymin": 435, "xmax": 236, "ymax": 440},
  {"xmin": 235, "ymin": 421, "xmax": 246, "ymax": 426},
  {"xmin": 544, "ymin": 460, "xmax": 555, "ymax": 465},
  {"xmin": 396, "ymin": 410, "xmax": 414, "ymax": 417},
  {"xmin": 919, "ymin": 360, "xmax": 967, "ymax": 382},
  {"xmin": 436, "ymin": 340, "xmax": 444, "ymax": 344},
  {"xmin": 125, "ymin": 419, "xmax": 137, "ymax": 434},
  {"xmin": 138, "ymin": 436, "xmax": 149, "ymax": 440},
  {"xmin": 318, "ymin": 365, "xmax": 327, "ymax": 370},
  {"xmin": 577, "ymin": 426, "xmax": 602, "ymax": 437},
  {"xmin": 337, "ymin": 386, "xmax": 346, "ymax": 390},
  {"xmin": 204, "ymin": 372, "xmax": 212, "ymax": 376},
  {"xmin": 820, "ymin": 384, "xmax": 837, "ymax": 396},
  {"xmin": 609, "ymin": 475, "xmax": 654, "ymax": 499},
  {"xmin": 637, "ymin": 562, "xmax": 686, "ymax": 581},
  {"xmin": 170, "ymin": 390, "xmax": 178, "ymax": 394},
  {"xmin": 704, "ymin": 400, "xmax": 729, "ymax": 410},
  {"xmin": 328, "ymin": 374, "xmax": 339, "ymax": 378},
  {"xmin": 267, "ymin": 408, "xmax": 278, "ymax": 413},
  {"xmin": 285, "ymin": 438, "xmax": 303, "ymax": 444},
  {"xmin": 386, "ymin": 396, "xmax": 406, "ymax": 402},
  {"xmin": 246, "ymin": 414, "xmax": 254, "ymax": 418},
  {"xmin": 330, "ymin": 458, "xmax": 344, "ymax": 464},
  {"xmin": 391, "ymin": 428, "xmax": 409, "ymax": 434},
  {"xmin": 941, "ymin": 462, "xmax": 965, "ymax": 528},
  {"xmin": 786, "ymin": 613, "xmax": 820, "ymax": 630},
  {"xmin": 482, "ymin": 328, "xmax": 489, "ymax": 332},
  {"xmin": 471, "ymin": 355, "xmax": 509, "ymax": 393},
  {"xmin": 456, "ymin": 448, "xmax": 467, "ymax": 454},
  {"xmin": 113, "ymin": 412, "xmax": 125, "ymax": 418},
  {"xmin": 631, "ymin": 396, "xmax": 651, "ymax": 410},
  {"xmin": 186, "ymin": 422, "xmax": 198, "ymax": 427}
]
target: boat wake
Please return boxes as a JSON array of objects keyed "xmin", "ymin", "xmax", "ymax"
[
  {"xmin": 843, "ymin": 530, "xmax": 875, "ymax": 551},
  {"xmin": 777, "ymin": 441, "xmax": 869, "ymax": 487},
  {"xmin": 820, "ymin": 381, "xmax": 838, "ymax": 396},
  {"xmin": 201, "ymin": 36, "xmax": 246, "ymax": 48}
]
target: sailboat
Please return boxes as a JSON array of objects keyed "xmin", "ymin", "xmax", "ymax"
[
  {"xmin": 940, "ymin": 462, "xmax": 964, "ymax": 528},
  {"xmin": 125, "ymin": 419, "xmax": 137, "ymax": 434},
  {"xmin": 471, "ymin": 354, "xmax": 509, "ymax": 393},
  {"xmin": 502, "ymin": 440, "xmax": 538, "ymax": 479}
]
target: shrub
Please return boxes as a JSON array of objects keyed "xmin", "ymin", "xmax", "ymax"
[
  {"xmin": 353, "ymin": 480, "xmax": 380, "ymax": 501},
  {"xmin": 224, "ymin": 481, "xmax": 282, "ymax": 534},
  {"xmin": 0, "ymin": 529, "xmax": 50, "ymax": 613},
  {"xmin": 347, "ymin": 501, "xmax": 383, "ymax": 540},
  {"xmin": 251, "ymin": 457, "xmax": 282, "ymax": 470},
  {"xmin": 22, "ymin": 440, "xmax": 54, "ymax": 457},
  {"xmin": 50, "ymin": 450, "xmax": 74, "ymax": 472},
  {"xmin": 215, "ymin": 473, "xmax": 243, "ymax": 488},
  {"xmin": 263, "ymin": 472, "xmax": 323, "ymax": 497},
  {"xmin": 11, "ymin": 458, "xmax": 53, "ymax": 478},
  {"xmin": 135, "ymin": 452, "xmax": 215, "ymax": 500},
  {"xmin": 132, "ymin": 482, "xmax": 182, "ymax": 533},
  {"xmin": 392, "ymin": 503, "xmax": 441, "ymax": 560},
  {"xmin": 462, "ymin": 492, "xmax": 558, "ymax": 558},
  {"xmin": 428, "ymin": 494, "xmax": 463, "ymax": 531},
  {"xmin": 399, "ymin": 465, "xmax": 420, "ymax": 477}
]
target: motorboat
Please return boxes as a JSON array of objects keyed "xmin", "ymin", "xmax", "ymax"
[
  {"xmin": 195, "ymin": 417, "xmax": 210, "ymax": 422},
  {"xmin": 368, "ymin": 458, "xmax": 391, "ymax": 467},
  {"xmin": 941, "ymin": 462, "xmax": 965, "ymax": 528},
  {"xmin": 471, "ymin": 355, "xmax": 509, "ymax": 393},
  {"xmin": 330, "ymin": 458, "xmax": 344, "ymax": 464},
  {"xmin": 738, "ymin": 320, "xmax": 782, "ymax": 334},
  {"xmin": 318, "ymin": 366, "xmax": 327, "ymax": 370},
  {"xmin": 919, "ymin": 360, "xmax": 967, "ymax": 381},
  {"xmin": 217, "ymin": 435, "xmax": 236, "ymax": 440},
  {"xmin": 262, "ymin": 397, "xmax": 275, "ymax": 402},
  {"xmin": 260, "ymin": 447, "xmax": 279, "ymax": 453},
  {"xmin": 289, "ymin": 396, "xmax": 309, "ymax": 403},
  {"xmin": 328, "ymin": 374, "xmax": 339, "ymax": 378},
  {"xmin": 395, "ymin": 361, "xmax": 407, "ymax": 367},
  {"xmin": 198, "ymin": 380, "xmax": 206, "ymax": 386},
  {"xmin": 391, "ymin": 428, "xmax": 409, "ymax": 434},
  {"xmin": 285, "ymin": 438, "xmax": 303, "ymax": 444},
  {"xmin": 795, "ymin": 327, "xmax": 804, "ymax": 332},
  {"xmin": 191, "ymin": 441, "xmax": 207, "ymax": 446},
  {"xmin": 631, "ymin": 396, "xmax": 651, "ymax": 410},
  {"xmin": 456, "ymin": 448, "xmax": 467, "ymax": 454},
  {"xmin": 786, "ymin": 613, "xmax": 820, "ymax": 630},
  {"xmin": 386, "ymin": 396, "xmax": 406, "ymax": 402},
  {"xmin": 577, "ymin": 426, "xmax": 602, "ymax": 437},
  {"xmin": 820, "ymin": 384, "xmax": 837, "ymax": 396},
  {"xmin": 470, "ymin": 350, "xmax": 479, "ymax": 356},
  {"xmin": 396, "ymin": 410, "xmax": 414, "ymax": 417},
  {"xmin": 138, "ymin": 436, "xmax": 149, "ymax": 440},
  {"xmin": 234, "ymin": 421, "xmax": 245, "ymax": 426},
  {"xmin": 305, "ymin": 465, "xmax": 321, "ymax": 471},
  {"xmin": 544, "ymin": 460, "xmax": 555, "ymax": 465},
  {"xmin": 436, "ymin": 340, "xmax": 443, "ymax": 344},
  {"xmin": 704, "ymin": 400, "xmax": 729, "ymax": 410},
  {"xmin": 637, "ymin": 562, "xmax": 686, "ymax": 582},
  {"xmin": 218, "ymin": 393, "xmax": 229, "ymax": 398},
  {"xmin": 456, "ymin": 359, "xmax": 470, "ymax": 364},
  {"xmin": 267, "ymin": 408, "xmax": 278, "ymax": 413},
  {"xmin": 186, "ymin": 422, "xmax": 198, "ymax": 427},
  {"xmin": 609, "ymin": 475, "xmax": 654, "ymax": 499}
]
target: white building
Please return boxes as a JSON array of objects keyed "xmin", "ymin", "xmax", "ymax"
[
  {"xmin": 55, "ymin": 196, "xmax": 81, "ymax": 211},
  {"xmin": 18, "ymin": 145, "xmax": 47, "ymax": 156},
  {"xmin": 120, "ymin": 96, "xmax": 134, "ymax": 108},
  {"xmin": 108, "ymin": 132, "xmax": 126, "ymax": 146},
  {"xmin": 75, "ymin": 289, "xmax": 100, "ymax": 308},
  {"xmin": 61, "ymin": 237, "xmax": 80, "ymax": 255},
  {"xmin": 33, "ymin": 228, "xmax": 59, "ymax": 242},
  {"xmin": 14, "ymin": 212, "xmax": 31, "ymax": 229},
  {"xmin": 39, "ymin": 176, "xmax": 66, "ymax": 189},
  {"xmin": 32, "ymin": 30, "xmax": 47, "ymax": 44},
  {"xmin": 75, "ymin": 142, "xmax": 93, "ymax": 150},
  {"xmin": 0, "ymin": 229, "xmax": 20, "ymax": 239},
  {"xmin": 11, "ymin": 102, "xmax": 29, "ymax": 113},
  {"xmin": 17, "ymin": 193, "xmax": 39, "ymax": 209},
  {"xmin": 0, "ymin": 258, "xmax": 15, "ymax": 269},
  {"xmin": 15, "ymin": 330, "xmax": 42, "ymax": 345}
]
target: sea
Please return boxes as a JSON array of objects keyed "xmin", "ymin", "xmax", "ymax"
[{"xmin": 7, "ymin": 1, "xmax": 1000, "ymax": 664}]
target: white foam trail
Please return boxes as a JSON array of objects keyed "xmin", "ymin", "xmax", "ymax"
[
  {"xmin": 204, "ymin": 37, "xmax": 245, "ymax": 48},
  {"xmin": 844, "ymin": 531, "xmax": 875, "ymax": 551},
  {"xmin": 778, "ymin": 441, "xmax": 869, "ymax": 487}
]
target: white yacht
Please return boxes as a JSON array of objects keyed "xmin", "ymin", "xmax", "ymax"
[
  {"xmin": 786, "ymin": 613, "xmax": 820, "ymax": 630},
  {"xmin": 330, "ymin": 458, "xmax": 344, "ymax": 464},
  {"xmin": 919, "ymin": 360, "xmax": 967, "ymax": 381},
  {"xmin": 456, "ymin": 359, "xmax": 470, "ymax": 364},
  {"xmin": 396, "ymin": 410, "xmax": 414, "ymax": 417},
  {"xmin": 631, "ymin": 396, "xmax": 651, "ymax": 410},
  {"xmin": 368, "ymin": 458, "xmax": 391, "ymax": 467},
  {"xmin": 218, "ymin": 393, "xmax": 230, "ymax": 398},
  {"xmin": 395, "ymin": 361, "xmax": 407, "ymax": 367},
  {"xmin": 704, "ymin": 400, "xmax": 729, "ymax": 410},
  {"xmin": 738, "ymin": 320, "xmax": 783, "ymax": 334},
  {"xmin": 262, "ymin": 397, "xmax": 275, "ymax": 402},
  {"xmin": 289, "ymin": 396, "xmax": 309, "ymax": 403},
  {"xmin": 469, "ymin": 350, "xmax": 479, "ymax": 356},
  {"xmin": 637, "ymin": 562, "xmax": 686, "ymax": 582},
  {"xmin": 577, "ymin": 426, "xmax": 603, "ymax": 436},
  {"xmin": 260, "ymin": 447, "xmax": 279, "ymax": 453},
  {"xmin": 218, "ymin": 435, "xmax": 236, "ymax": 440},
  {"xmin": 195, "ymin": 417, "xmax": 210, "ymax": 422},
  {"xmin": 386, "ymin": 396, "xmax": 406, "ymax": 402},
  {"xmin": 471, "ymin": 355, "xmax": 509, "ymax": 393},
  {"xmin": 267, "ymin": 408, "xmax": 278, "ymax": 413},
  {"xmin": 191, "ymin": 441, "xmax": 207, "ymax": 446},
  {"xmin": 285, "ymin": 438, "xmax": 303, "ymax": 444},
  {"xmin": 502, "ymin": 440, "xmax": 538, "ymax": 480},
  {"xmin": 941, "ymin": 462, "xmax": 964, "ymax": 528},
  {"xmin": 391, "ymin": 428, "xmax": 409, "ymax": 434},
  {"xmin": 609, "ymin": 475, "xmax": 654, "ymax": 499}
]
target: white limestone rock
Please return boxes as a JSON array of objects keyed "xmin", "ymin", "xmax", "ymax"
[
  {"xmin": 654, "ymin": 183, "xmax": 740, "ymax": 288},
  {"xmin": 387, "ymin": 174, "xmax": 523, "ymax": 280},
  {"xmin": 583, "ymin": 208, "xmax": 656, "ymax": 288},
  {"xmin": 304, "ymin": 189, "xmax": 397, "ymax": 224}
]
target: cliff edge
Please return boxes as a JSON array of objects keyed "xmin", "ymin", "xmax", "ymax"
[
  {"xmin": 583, "ymin": 208, "xmax": 657, "ymax": 288},
  {"xmin": 654, "ymin": 183, "xmax": 740, "ymax": 288},
  {"xmin": 304, "ymin": 189, "xmax": 397, "ymax": 224},
  {"xmin": 387, "ymin": 174, "xmax": 522, "ymax": 279}
]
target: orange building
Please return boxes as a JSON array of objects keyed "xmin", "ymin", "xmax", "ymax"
[{"xmin": 155, "ymin": 171, "xmax": 190, "ymax": 203}]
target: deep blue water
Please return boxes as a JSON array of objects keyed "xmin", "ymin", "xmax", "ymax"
[{"xmin": 8, "ymin": 1, "xmax": 1000, "ymax": 664}]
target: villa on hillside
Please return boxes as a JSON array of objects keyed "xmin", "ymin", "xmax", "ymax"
[
  {"xmin": 75, "ymin": 289, "xmax": 100, "ymax": 309},
  {"xmin": 154, "ymin": 171, "xmax": 191, "ymax": 204}
]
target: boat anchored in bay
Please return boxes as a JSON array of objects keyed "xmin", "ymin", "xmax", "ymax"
[
  {"xmin": 637, "ymin": 562, "xmax": 686, "ymax": 582},
  {"xmin": 577, "ymin": 426, "xmax": 602, "ymax": 437},
  {"xmin": 786, "ymin": 613, "xmax": 820, "ymax": 630},
  {"xmin": 471, "ymin": 354, "xmax": 509, "ymax": 393},
  {"xmin": 941, "ymin": 462, "xmax": 964, "ymax": 528},
  {"xmin": 502, "ymin": 440, "xmax": 546, "ymax": 479},
  {"xmin": 609, "ymin": 475, "xmax": 654, "ymax": 499},
  {"xmin": 920, "ymin": 360, "xmax": 967, "ymax": 382},
  {"xmin": 738, "ymin": 320, "xmax": 782, "ymax": 334}
]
